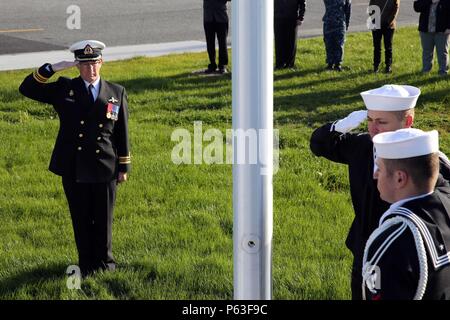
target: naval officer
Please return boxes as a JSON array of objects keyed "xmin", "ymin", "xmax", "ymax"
[
  {"xmin": 19, "ymin": 40, "xmax": 131, "ymax": 276},
  {"xmin": 310, "ymin": 84, "xmax": 450, "ymax": 299},
  {"xmin": 363, "ymin": 128, "xmax": 450, "ymax": 299}
]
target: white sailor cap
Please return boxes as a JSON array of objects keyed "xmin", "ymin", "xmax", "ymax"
[
  {"xmin": 69, "ymin": 40, "xmax": 106, "ymax": 61},
  {"xmin": 360, "ymin": 84, "xmax": 420, "ymax": 111},
  {"xmin": 373, "ymin": 128, "xmax": 439, "ymax": 159}
]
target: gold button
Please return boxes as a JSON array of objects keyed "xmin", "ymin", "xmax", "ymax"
[
  {"xmin": 96, "ymin": 149, "xmax": 100, "ymax": 154},
  {"xmin": 77, "ymin": 146, "xmax": 82, "ymax": 151},
  {"xmin": 80, "ymin": 120, "xmax": 84, "ymax": 125},
  {"xmin": 97, "ymin": 136, "xmax": 101, "ymax": 141},
  {"xmin": 79, "ymin": 133, "xmax": 83, "ymax": 138},
  {"xmin": 99, "ymin": 124, "xmax": 103, "ymax": 128}
]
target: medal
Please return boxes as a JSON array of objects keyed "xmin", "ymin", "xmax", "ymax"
[{"xmin": 106, "ymin": 112, "xmax": 111, "ymax": 119}]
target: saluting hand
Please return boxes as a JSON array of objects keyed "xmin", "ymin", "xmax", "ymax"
[
  {"xmin": 334, "ymin": 110, "xmax": 368, "ymax": 134},
  {"xmin": 51, "ymin": 60, "xmax": 79, "ymax": 72},
  {"xmin": 117, "ymin": 172, "xmax": 128, "ymax": 184}
]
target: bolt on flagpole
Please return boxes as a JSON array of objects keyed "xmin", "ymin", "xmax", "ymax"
[{"xmin": 232, "ymin": 0, "xmax": 273, "ymax": 300}]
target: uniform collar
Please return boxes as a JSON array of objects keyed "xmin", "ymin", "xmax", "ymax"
[
  {"xmin": 379, "ymin": 191, "xmax": 434, "ymax": 226},
  {"xmin": 82, "ymin": 77, "xmax": 101, "ymax": 92}
]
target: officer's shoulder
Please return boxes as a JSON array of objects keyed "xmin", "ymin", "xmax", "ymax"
[
  {"xmin": 55, "ymin": 76, "xmax": 74, "ymax": 87},
  {"xmin": 103, "ymin": 79, "xmax": 125, "ymax": 92}
]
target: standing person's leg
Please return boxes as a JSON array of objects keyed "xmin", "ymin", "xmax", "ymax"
[
  {"xmin": 323, "ymin": 24, "xmax": 334, "ymax": 69},
  {"xmin": 62, "ymin": 177, "xmax": 95, "ymax": 276},
  {"xmin": 334, "ymin": 29, "xmax": 345, "ymax": 71},
  {"xmin": 383, "ymin": 28, "xmax": 394, "ymax": 73},
  {"xmin": 204, "ymin": 21, "xmax": 218, "ymax": 71},
  {"xmin": 286, "ymin": 19, "xmax": 299, "ymax": 68},
  {"xmin": 435, "ymin": 32, "xmax": 450, "ymax": 75},
  {"xmin": 275, "ymin": 19, "xmax": 285, "ymax": 68},
  {"xmin": 91, "ymin": 179, "xmax": 117, "ymax": 272},
  {"xmin": 217, "ymin": 21, "xmax": 229, "ymax": 72},
  {"xmin": 420, "ymin": 31, "xmax": 435, "ymax": 73},
  {"xmin": 372, "ymin": 29, "xmax": 383, "ymax": 72}
]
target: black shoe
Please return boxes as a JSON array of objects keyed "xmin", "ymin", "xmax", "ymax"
[
  {"xmin": 203, "ymin": 68, "xmax": 217, "ymax": 74},
  {"xmin": 334, "ymin": 64, "xmax": 342, "ymax": 72},
  {"xmin": 326, "ymin": 64, "xmax": 333, "ymax": 70},
  {"xmin": 384, "ymin": 66, "xmax": 392, "ymax": 73},
  {"xmin": 218, "ymin": 67, "xmax": 228, "ymax": 74}
]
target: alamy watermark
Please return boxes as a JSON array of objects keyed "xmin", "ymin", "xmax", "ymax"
[
  {"xmin": 367, "ymin": 5, "xmax": 382, "ymax": 30},
  {"xmin": 66, "ymin": 5, "xmax": 81, "ymax": 30},
  {"xmin": 66, "ymin": 265, "xmax": 81, "ymax": 290},
  {"xmin": 171, "ymin": 121, "xmax": 279, "ymax": 175}
]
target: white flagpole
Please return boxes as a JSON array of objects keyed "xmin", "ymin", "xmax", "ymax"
[{"xmin": 232, "ymin": 0, "xmax": 273, "ymax": 300}]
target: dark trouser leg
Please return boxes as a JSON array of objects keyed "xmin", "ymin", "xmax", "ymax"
[
  {"xmin": 335, "ymin": 31, "xmax": 345, "ymax": 66},
  {"xmin": 204, "ymin": 21, "xmax": 217, "ymax": 70},
  {"xmin": 62, "ymin": 177, "xmax": 116, "ymax": 275},
  {"xmin": 62, "ymin": 177, "xmax": 95, "ymax": 276},
  {"xmin": 285, "ymin": 20, "xmax": 298, "ymax": 68},
  {"xmin": 275, "ymin": 20, "xmax": 286, "ymax": 68},
  {"xmin": 323, "ymin": 26, "xmax": 333, "ymax": 65},
  {"xmin": 92, "ymin": 179, "xmax": 116, "ymax": 271},
  {"xmin": 372, "ymin": 29, "xmax": 382, "ymax": 69},
  {"xmin": 383, "ymin": 28, "xmax": 394, "ymax": 68},
  {"xmin": 216, "ymin": 22, "xmax": 229, "ymax": 69}
]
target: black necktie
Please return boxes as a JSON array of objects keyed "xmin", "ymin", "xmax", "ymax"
[{"xmin": 88, "ymin": 84, "xmax": 95, "ymax": 103}]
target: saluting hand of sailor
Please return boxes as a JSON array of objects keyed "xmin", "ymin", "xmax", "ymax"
[
  {"xmin": 334, "ymin": 110, "xmax": 368, "ymax": 133},
  {"xmin": 51, "ymin": 61, "xmax": 79, "ymax": 72}
]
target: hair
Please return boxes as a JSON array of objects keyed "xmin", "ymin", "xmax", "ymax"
[
  {"xmin": 392, "ymin": 109, "xmax": 415, "ymax": 123},
  {"xmin": 383, "ymin": 153, "xmax": 439, "ymax": 191}
]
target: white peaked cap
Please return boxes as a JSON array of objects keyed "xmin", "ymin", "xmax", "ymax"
[
  {"xmin": 373, "ymin": 128, "xmax": 439, "ymax": 159},
  {"xmin": 69, "ymin": 40, "xmax": 106, "ymax": 61},
  {"xmin": 69, "ymin": 40, "xmax": 106, "ymax": 52},
  {"xmin": 360, "ymin": 84, "xmax": 421, "ymax": 111}
]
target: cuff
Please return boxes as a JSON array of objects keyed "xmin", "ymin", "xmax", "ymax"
[
  {"xmin": 33, "ymin": 63, "xmax": 55, "ymax": 83},
  {"xmin": 118, "ymin": 153, "xmax": 131, "ymax": 172}
]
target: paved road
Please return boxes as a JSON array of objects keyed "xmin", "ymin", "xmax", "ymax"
[{"xmin": 0, "ymin": 0, "xmax": 418, "ymax": 55}]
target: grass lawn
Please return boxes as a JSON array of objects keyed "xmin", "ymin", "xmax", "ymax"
[{"xmin": 0, "ymin": 26, "xmax": 448, "ymax": 299}]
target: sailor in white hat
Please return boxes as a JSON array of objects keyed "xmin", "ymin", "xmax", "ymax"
[
  {"xmin": 362, "ymin": 128, "xmax": 450, "ymax": 299},
  {"xmin": 310, "ymin": 84, "xmax": 450, "ymax": 299},
  {"xmin": 19, "ymin": 40, "xmax": 130, "ymax": 277}
]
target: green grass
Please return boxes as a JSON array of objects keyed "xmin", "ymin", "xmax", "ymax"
[{"xmin": 0, "ymin": 26, "xmax": 449, "ymax": 300}]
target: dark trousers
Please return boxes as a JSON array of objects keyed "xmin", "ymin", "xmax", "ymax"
[
  {"xmin": 204, "ymin": 20, "xmax": 229, "ymax": 70},
  {"xmin": 62, "ymin": 177, "xmax": 116, "ymax": 276},
  {"xmin": 275, "ymin": 19, "xmax": 298, "ymax": 68},
  {"xmin": 372, "ymin": 28, "xmax": 395, "ymax": 68},
  {"xmin": 323, "ymin": 27, "xmax": 346, "ymax": 66}
]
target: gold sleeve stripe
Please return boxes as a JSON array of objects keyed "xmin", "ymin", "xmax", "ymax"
[
  {"xmin": 33, "ymin": 70, "xmax": 48, "ymax": 83},
  {"xmin": 119, "ymin": 154, "xmax": 131, "ymax": 164},
  {"xmin": 34, "ymin": 69, "xmax": 48, "ymax": 81}
]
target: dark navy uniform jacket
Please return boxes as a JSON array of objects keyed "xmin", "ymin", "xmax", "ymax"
[
  {"xmin": 310, "ymin": 123, "xmax": 450, "ymax": 268},
  {"xmin": 274, "ymin": 0, "xmax": 306, "ymax": 21},
  {"xmin": 363, "ymin": 187, "xmax": 450, "ymax": 300},
  {"xmin": 19, "ymin": 63, "xmax": 131, "ymax": 183},
  {"xmin": 203, "ymin": 0, "xmax": 230, "ymax": 23}
]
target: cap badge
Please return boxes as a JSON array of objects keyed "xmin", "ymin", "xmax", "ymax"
[
  {"xmin": 84, "ymin": 45, "xmax": 94, "ymax": 55},
  {"xmin": 69, "ymin": 90, "xmax": 74, "ymax": 96}
]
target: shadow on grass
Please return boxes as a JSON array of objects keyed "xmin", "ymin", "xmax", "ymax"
[
  {"xmin": 274, "ymin": 71, "xmax": 450, "ymax": 126},
  {"xmin": 0, "ymin": 262, "xmax": 67, "ymax": 298}
]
